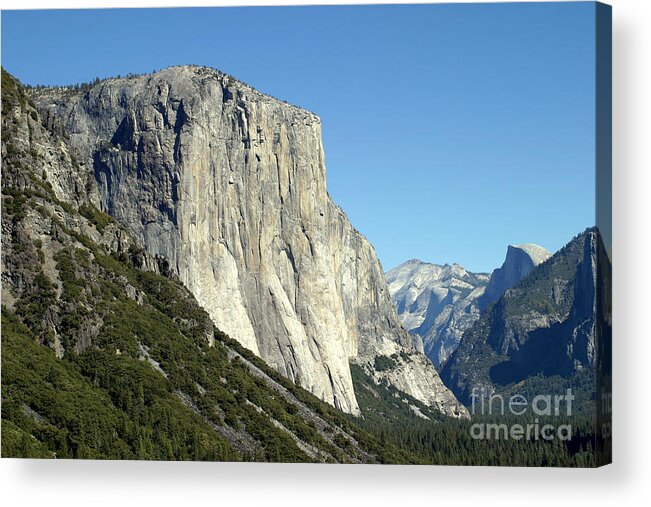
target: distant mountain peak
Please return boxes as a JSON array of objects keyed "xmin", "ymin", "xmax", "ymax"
[
  {"xmin": 478, "ymin": 242, "xmax": 551, "ymax": 310},
  {"xmin": 403, "ymin": 258, "xmax": 429, "ymax": 267},
  {"xmin": 386, "ymin": 259, "xmax": 489, "ymax": 367},
  {"xmin": 508, "ymin": 243, "xmax": 551, "ymax": 266}
]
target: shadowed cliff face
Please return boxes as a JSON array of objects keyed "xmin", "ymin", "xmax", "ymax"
[{"xmin": 32, "ymin": 66, "xmax": 466, "ymax": 417}]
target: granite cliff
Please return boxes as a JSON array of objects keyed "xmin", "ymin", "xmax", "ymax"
[{"xmin": 31, "ymin": 66, "xmax": 465, "ymax": 417}]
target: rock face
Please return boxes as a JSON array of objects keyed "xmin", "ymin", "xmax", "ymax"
[
  {"xmin": 386, "ymin": 260, "xmax": 489, "ymax": 367},
  {"xmin": 478, "ymin": 244, "xmax": 551, "ymax": 310},
  {"xmin": 32, "ymin": 66, "xmax": 465, "ymax": 417},
  {"xmin": 441, "ymin": 230, "xmax": 601, "ymax": 405},
  {"xmin": 365, "ymin": 351, "xmax": 469, "ymax": 418}
]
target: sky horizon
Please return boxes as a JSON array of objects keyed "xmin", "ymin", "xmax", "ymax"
[{"xmin": 1, "ymin": 3, "xmax": 597, "ymax": 272}]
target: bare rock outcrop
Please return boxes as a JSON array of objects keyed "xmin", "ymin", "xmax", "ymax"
[{"xmin": 32, "ymin": 66, "xmax": 465, "ymax": 417}]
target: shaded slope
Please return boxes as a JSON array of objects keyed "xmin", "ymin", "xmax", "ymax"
[{"xmin": 441, "ymin": 229, "xmax": 603, "ymax": 406}]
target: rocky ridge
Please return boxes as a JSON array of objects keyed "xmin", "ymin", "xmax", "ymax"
[
  {"xmin": 387, "ymin": 245, "xmax": 550, "ymax": 369},
  {"xmin": 386, "ymin": 260, "xmax": 489, "ymax": 367}
]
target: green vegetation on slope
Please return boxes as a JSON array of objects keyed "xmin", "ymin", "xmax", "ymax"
[
  {"xmin": 2, "ymin": 310, "xmax": 238, "ymax": 460},
  {"xmin": 349, "ymin": 363, "xmax": 598, "ymax": 467},
  {"xmin": 1, "ymin": 195, "xmax": 410, "ymax": 462},
  {"xmin": 503, "ymin": 229, "xmax": 591, "ymax": 317},
  {"xmin": 1, "ymin": 187, "xmax": 400, "ymax": 462}
]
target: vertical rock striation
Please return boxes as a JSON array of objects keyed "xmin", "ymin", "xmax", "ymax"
[{"xmin": 33, "ymin": 66, "xmax": 465, "ymax": 417}]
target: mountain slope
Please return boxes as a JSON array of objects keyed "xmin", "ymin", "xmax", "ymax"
[
  {"xmin": 441, "ymin": 229, "xmax": 603, "ymax": 406},
  {"xmin": 30, "ymin": 65, "xmax": 464, "ymax": 416},
  {"xmin": 348, "ymin": 362, "xmax": 598, "ymax": 467},
  {"xmin": 386, "ymin": 260, "xmax": 489, "ymax": 367},
  {"xmin": 1, "ymin": 69, "xmax": 419, "ymax": 462}
]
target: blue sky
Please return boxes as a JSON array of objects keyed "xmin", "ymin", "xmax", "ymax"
[{"xmin": 1, "ymin": 3, "xmax": 596, "ymax": 272}]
